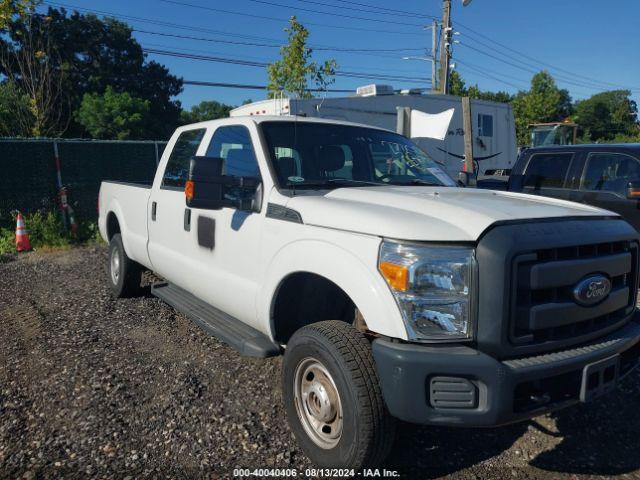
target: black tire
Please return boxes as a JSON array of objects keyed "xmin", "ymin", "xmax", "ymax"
[
  {"xmin": 282, "ymin": 320, "xmax": 396, "ymax": 469},
  {"xmin": 107, "ymin": 233, "xmax": 142, "ymax": 298}
]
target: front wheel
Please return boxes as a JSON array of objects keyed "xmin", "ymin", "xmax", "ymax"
[
  {"xmin": 108, "ymin": 233, "xmax": 142, "ymax": 298},
  {"xmin": 282, "ymin": 321, "xmax": 395, "ymax": 468}
]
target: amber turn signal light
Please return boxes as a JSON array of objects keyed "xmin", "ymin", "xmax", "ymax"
[
  {"xmin": 185, "ymin": 180, "xmax": 194, "ymax": 200},
  {"xmin": 379, "ymin": 261, "xmax": 408, "ymax": 291}
]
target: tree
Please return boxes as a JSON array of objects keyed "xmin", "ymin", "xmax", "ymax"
[
  {"xmin": 1, "ymin": 7, "xmax": 183, "ymax": 138},
  {"xmin": 181, "ymin": 100, "xmax": 234, "ymax": 124},
  {"xmin": 511, "ymin": 71, "xmax": 570, "ymax": 145},
  {"xmin": 0, "ymin": 14, "xmax": 68, "ymax": 136},
  {"xmin": 267, "ymin": 16, "xmax": 337, "ymax": 99},
  {"xmin": 447, "ymin": 70, "xmax": 513, "ymax": 103},
  {"xmin": 76, "ymin": 86, "xmax": 150, "ymax": 140},
  {"xmin": 574, "ymin": 90, "xmax": 638, "ymax": 142},
  {"xmin": 0, "ymin": 80, "xmax": 33, "ymax": 136},
  {"xmin": 0, "ymin": 0, "xmax": 38, "ymax": 30}
]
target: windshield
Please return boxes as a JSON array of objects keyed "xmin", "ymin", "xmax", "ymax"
[{"xmin": 260, "ymin": 121, "xmax": 455, "ymax": 189}]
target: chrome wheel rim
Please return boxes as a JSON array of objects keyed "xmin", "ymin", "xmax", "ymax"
[
  {"xmin": 293, "ymin": 357, "xmax": 343, "ymax": 449},
  {"xmin": 110, "ymin": 247, "xmax": 120, "ymax": 285}
]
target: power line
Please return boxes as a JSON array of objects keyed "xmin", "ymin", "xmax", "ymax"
[
  {"xmin": 134, "ymin": 29, "xmax": 426, "ymax": 54},
  {"xmin": 453, "ymin": 59, "xmax": 528, "ymax": 91},
  {"xmin": 184, "ymin": 80, "xmax": 354, "ymax": 92},
  {"xmin": 318, "ymin": 0, "xmax": 435, "ymax": 19},
  {"xmin": 241, "ymin": 0, "xmax": 425, "ymax": 27},
  {"xmin": 157, "ymin": 0, "xmax": 425, "ymax": 35},
  {"xmin": 454, "ymin": 21, "xmax": 640, "ymax": 92},
  {"xmin": 456, "ymin": 42, "xmax": 627, "ymax": 93},
  {"xmin": 293, "ymin": 0, "xmax": 432, "ymax": 19},
  {"xmin": 143, "ymin": 47, "xmax": 431, "ymax": 83}
]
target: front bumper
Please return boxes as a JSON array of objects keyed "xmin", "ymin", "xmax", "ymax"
[{"xmin": 372, "ymin": 316, "xmax": 640, "ymax": 427}]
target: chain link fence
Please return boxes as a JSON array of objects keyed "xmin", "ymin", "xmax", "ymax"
[{"xmin": 0, "ymin": 138, "xmax": 166, "ymax": 228}]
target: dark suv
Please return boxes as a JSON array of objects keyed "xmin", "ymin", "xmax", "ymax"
[{"xmin": 507, "ymin": 144, "xmax": 640, "ymax": 231}]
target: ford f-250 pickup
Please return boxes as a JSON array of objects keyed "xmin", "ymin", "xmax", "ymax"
[{"xmin": 99, "ymin": 116, "xmax": 640, "ymax": 469}]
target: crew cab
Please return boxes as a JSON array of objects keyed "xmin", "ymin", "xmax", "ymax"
[
  {"xmin": 99, "ymin": 117, "xmax": 640, "ymax": 469},
  {"xmin": 506, "ymin": 144, "xmax": 640, "ymax": 231}
]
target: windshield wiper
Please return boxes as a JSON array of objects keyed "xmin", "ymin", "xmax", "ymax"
[
  {"xmin": 387, "ymin": 178, "xmax": 442, "ymax": 186},
  {"xmin": 285, "ymin": 178, "xmax": 383, "ymax": 189}
]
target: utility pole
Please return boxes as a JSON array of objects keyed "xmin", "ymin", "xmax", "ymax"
[
  {"xmin": 438, "ymin": 0, "xmax": 452, "ymax": 94},
  {"xmin": 431, "ymin": 19, "xmax": 438, "ymax": 90}
]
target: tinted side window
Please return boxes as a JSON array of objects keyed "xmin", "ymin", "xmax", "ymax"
[
  {"xmin": 162, "ymin": 129, "xmax": 206, "ymax": 188},
  {"xmin": 523, "ymin": 152, "xmax": 573, "ymax": 188},
  {"xmin": 477, "ymin": 114, "xmax": 493, "ymax": 137},
  {"xmin": 582, "ymin": 152, "xmax": 640, "ymax": 195},
  {"xmin": 206, "ymin": 125, "xmax": 260, "ymax": 203},
  {"xmin": 206, "ymin": 125, "xmax": 260, "ymax": 178}
]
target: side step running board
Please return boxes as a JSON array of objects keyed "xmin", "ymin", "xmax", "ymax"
[{"xmin": 152, "ymin": 282, "xmax": 281, "ymax": 358}]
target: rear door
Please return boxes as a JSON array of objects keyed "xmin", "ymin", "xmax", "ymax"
[
  {"xmin": 147, "ymin": 126, "xmax": 208, "ymax": 282},
  {"xmin": 519, "ymin": 150, "xmax": 576, "ymax": 202},
  {"xmin": 576, "ymin": 150, "xmax": 640, "ymax": 231}
]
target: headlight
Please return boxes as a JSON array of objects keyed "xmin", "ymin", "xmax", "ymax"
[{"xmin": 378, "ymin": 241, "xmax": 476, "ymax": 342}]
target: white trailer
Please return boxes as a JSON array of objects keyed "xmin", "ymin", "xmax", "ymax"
[{"xmin": 231, "ymin": 89, "xmax": 517, "ymax": 179}]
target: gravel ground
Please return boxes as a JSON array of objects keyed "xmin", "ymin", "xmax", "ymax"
[{"xmin": 1, "ymin": 245, "xmax": 639, "ymax": 479}]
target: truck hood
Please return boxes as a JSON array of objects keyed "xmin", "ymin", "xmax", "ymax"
[{"xmin": 285, "ymin": 186, "xmax": 616, "ymax": 242}]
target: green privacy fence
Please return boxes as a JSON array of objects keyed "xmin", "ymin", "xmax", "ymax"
[{"xmin": 0, "ymin": 138, "xmax": 166, "ymax": 228}]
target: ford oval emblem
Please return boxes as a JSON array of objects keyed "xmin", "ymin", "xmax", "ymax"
[{"xmin": 573, "ymin": 275, "xmax": 611, "ymax": 306}]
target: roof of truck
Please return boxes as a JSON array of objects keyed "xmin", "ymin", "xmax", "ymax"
[
  {"xmin": 181, "ymin": 114, "xmax": 394, "ymax": 133},
  {"xmin": 526, "ymin": 143, "xmax": 640, "ymax": 151},
  {"xmin": 247, "ymin": 114, "xmax": 395, "ymax": 132}
]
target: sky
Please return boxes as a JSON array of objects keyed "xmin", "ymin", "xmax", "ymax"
[{"xmin": 39, "ymin": 0, "xmax": 640, "ymax": 110}]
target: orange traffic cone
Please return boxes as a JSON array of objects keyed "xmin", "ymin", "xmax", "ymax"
[{"xmin": 15, "ymin": 212, "xmax": 32, "ymax": 252}]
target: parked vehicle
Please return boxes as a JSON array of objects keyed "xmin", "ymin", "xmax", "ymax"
[
  {"xmin": 231, "ymin": 86, "xmax": 518, "ymax": 180},
  {"xmin": 528, "ymin": 121, "xmax": 578, "ymax": 147},
  {"xmin": 99, "ymin": 117, "xmax": 640, "ymax": 469},
  {"xmin": 507, "ymin": 144, "xmax": 640, "ymax": 231}
]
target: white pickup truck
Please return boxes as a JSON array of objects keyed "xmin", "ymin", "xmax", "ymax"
[{"xmin": 99, "ymin": 116, "xmax": 640, "ymax": 469}]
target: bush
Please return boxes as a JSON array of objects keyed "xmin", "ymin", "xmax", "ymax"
[{"xmin": 0, "ymin": 210, "xmax": 104, "ymax": 255}]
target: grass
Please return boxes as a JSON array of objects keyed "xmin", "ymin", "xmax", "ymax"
[{"xmin": 0, "ymin": 210, "xmax": 104, "ymax": 257}]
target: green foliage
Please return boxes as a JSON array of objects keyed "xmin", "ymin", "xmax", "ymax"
[
  {"xmin": 573, "ymin": 90, "xmax": 638, "ymax": 142},
  {"xmin": 267, "ymin": 16, "xmax": 337, "ymax": 99},
  {"xmin": 448, "ymin": 71, "xmax": 514, "ymax": 103},
  {"xmin": 0, "ymin": 0, "xmax": 38, "ymax": 30},
  {"xmin": 0, "ymin": 211, "xmax": 104, "ymax": 255},
  {"xmin": 76, "ymin": 86, "xmax": 151, "ymax": 140},
  {"xmin": 0, "ymin": 80, "xmax": 33, "ymax": 136},
  {"xmin": 511, "ymin": 71, "xmax": 571, "ymax": 145},
  {"xmin": 180, "ymin": 100, "xmax": 234, "ymax": 124},
  {"xmin": 1, "ymin": 7, "xmax": 183, "ymax": 138}
]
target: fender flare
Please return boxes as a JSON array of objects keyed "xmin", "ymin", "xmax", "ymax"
[{"xmin": 258, "ymin": 239, "xmax": 407, "ymax": 340}]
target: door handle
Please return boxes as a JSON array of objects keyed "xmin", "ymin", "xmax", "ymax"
[
  {"xmin": 151, "ymin": 201, "xmax": 157, "ymax": 221},
  {"xmin": 184, "ymin": 208, "xmax": 191, "ymax": 231}
]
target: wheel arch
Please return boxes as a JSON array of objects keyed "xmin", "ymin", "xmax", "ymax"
[{"xmin": 260, "ymin": 239, "xmax": 407, "ymax": 343}]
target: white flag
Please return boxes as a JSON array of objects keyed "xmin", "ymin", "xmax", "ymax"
[{"xmin": 410, "ymin": 108, "xmax": 455, "ymax": 140}]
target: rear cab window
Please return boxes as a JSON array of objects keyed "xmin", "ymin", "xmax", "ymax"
[
  {"xmin": 523, "ymin": 152, "xmax": 574, "ymax": 189},
  {"xmin": 162, "ymin": 128, "xmax": 206, "ymax": 189}
]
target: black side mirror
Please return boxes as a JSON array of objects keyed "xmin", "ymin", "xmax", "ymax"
[
  {"xmin": 185, "ymin": 156, "xmax": 259, "ymax": 210},
  {"xmin": 185, "ymin": 156, "xmax": 226, "ymax": 210},
  {"xmin": 626, "ymin": 180, "xmax": 640, "ymax": 200}
]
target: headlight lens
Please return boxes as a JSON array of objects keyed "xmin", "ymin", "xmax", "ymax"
[{"xmin": 379, "ymin": 241, "xmax": 475, "ymax": 341}]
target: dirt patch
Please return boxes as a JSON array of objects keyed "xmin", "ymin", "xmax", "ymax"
[{"xmin": 0, "ymin": 245, "xmax": 639, "ymax": 479}]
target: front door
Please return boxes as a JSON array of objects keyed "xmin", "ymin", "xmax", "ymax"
[{"xmin": 181, "ymin": 124, "xmax": 265, "ymax": 329}]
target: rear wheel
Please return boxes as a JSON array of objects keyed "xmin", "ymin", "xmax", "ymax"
[
  {"xmin": 282, "ymin": 321, "xmax": 395, "ymax": 468},
  {"xmin": 108, "ymin": 234, "xmax": 142, "ymax": 298}
]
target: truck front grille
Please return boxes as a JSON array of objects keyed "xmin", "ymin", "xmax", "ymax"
[{"xmin": 510, "ymin": 240, "xmax": 639, "ymax": 349}]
